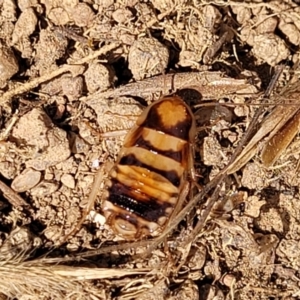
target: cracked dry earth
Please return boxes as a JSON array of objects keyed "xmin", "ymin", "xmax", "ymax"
[{"xmin": 1, "ymin": 0, "xmax": 300, "ymax": 299}]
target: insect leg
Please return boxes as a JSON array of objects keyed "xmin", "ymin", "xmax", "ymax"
[
  {"xmin": 57, "ymin": 164, "xmax": 106, "ymax": 245},
  {"xmin": 169, "ymin": 182, "xmax": 190, "ymax": 222},
  {"xmin": 189, "ymin": 143, "xmax": 202, "ymax": 191},
  {"xmin": 140, "ymin": 182, "xmax": 190, "ymax": 257}
]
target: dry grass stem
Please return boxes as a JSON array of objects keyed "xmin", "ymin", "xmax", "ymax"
[
  {"xmin": 0, "ymin": 43, "xmax": 120, "ymax": 105},
  {"xmin": 0, "ymin": 179, "xmax": 29, "ymax": 207},
  {"xmin": 0, "ymin": 254, "xmax": 150, "ymax": 299}
]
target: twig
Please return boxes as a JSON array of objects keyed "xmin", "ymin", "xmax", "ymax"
[
  {"xmin": 0, "ymin": 179, "xmax": 28, "ymax": 207},
  {"xmin": 0, "ymin": 42, "xmax": 120, "ymax": 105}
]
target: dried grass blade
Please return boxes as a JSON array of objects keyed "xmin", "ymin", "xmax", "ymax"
[
  {"xmin": 51, "ymin": 266, "xmax": 151, "ymax": 280},
  {"xmin": 262, "ymin": 108, "xmax": 300, "ymax": 167},
  {"xmin": 227, "ymin": 104, "xmax": 297, "ymax": 173}
]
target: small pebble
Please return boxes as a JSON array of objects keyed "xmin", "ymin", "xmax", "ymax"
[
  {"xmin": 89, "ymin": 210, "xmax": 106, "ymax": 226},
  {"xmin": 11, "ymin": 168, "xmax": 41, "ymax": 192},
  {"xmin": 61, "ymin": 173, "xmax": 75, "ymax": 189},
  {"xmin": 112, "ymin": 8, "xmax": 133, "ymax": 24},
  {"xmin": 92, "ymin": 159, "xmax": 100, "ymax": 168}
]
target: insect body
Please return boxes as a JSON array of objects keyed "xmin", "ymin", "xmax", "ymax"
[{"xmin": 102, "ymin": 95, "xmax": 196, "ymax": 239}]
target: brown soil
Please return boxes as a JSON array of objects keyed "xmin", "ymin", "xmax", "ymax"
[{"xmin": 1, "ymin": 1, "xmax": 300, "ymax": 299}]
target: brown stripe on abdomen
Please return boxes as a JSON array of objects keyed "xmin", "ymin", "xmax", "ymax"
[
  {"xmin": 107, "ymin": 180, "xmax": 174, "ymax": 222},
  {"xmin": 119, "ymin": 154, "xmax": 181, "ymax": 187},
  {"xmin": 142, "ymin": 118, "xmax": 192, "ymax": 140}
]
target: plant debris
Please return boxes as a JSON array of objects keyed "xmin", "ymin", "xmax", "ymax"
[{"xmin": 1, "ymin": 1, "xmax": 300, "ymax": 299}]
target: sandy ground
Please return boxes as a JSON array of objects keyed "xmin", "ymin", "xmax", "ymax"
[{"xmin": 1, "ymin": 0, "xmax": 300, "ymax": 299}]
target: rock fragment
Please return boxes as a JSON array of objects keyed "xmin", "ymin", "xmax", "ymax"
[
  {"xmin": 11, "ymin": 108, "xmax": 71, "ymax": 171},
  {"xmin": 11, "ymin": 168, "xmax": 41, "ymax": 192},
  {"xmin": 61, "ymin": 174, "xmax": 75, "ymax": 189}
]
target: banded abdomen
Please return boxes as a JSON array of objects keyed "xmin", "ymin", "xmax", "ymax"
[{"xmin": 102, "ymin": 95, "xmax": 196, "ymax": 239}]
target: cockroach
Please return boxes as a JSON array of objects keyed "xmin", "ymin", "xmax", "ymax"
[
  {"xmin": 60, "ymin": 72, "xmax": 260, "ymax": 245},
  {"xmin": 101, "ymin": 94, "xmax": 196, "ymax": 239}
]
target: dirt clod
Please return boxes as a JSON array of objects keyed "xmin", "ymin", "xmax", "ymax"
[
  {"xmin": 34, "ymin": 29, "xmax": 68, "ymax": 74},
  {"xmin": 61, "ymin": 75, "xmax": 83, "ymax": 101},
  {"xmin": 112, "ymin": 8, "xmax": 133, "ymax": 24},
  {"xmin": 241, "ymin": 162, "xmax": 268, "ymax": 190},
  {"xmin": 172, "ymin": 279, "xmax": 199, "ymax": 300},
  {"xmin": 252, "ymin": 33, "xmax": 290, "ymax": 66},
  {"xmin": 11, "ymin": 108, "xmax": 70, "ymax": 170},
  {"xmin": 0, "ymin": 42, "xmax": 18, "ymax": 87},
  {"xmin": 12, "ymin": 8, "xmax": 37, "ymax": 45},
  {"xmin": 48, "ymin": 7, "xmax": 70, "ymax": 26},
  {"xmin": 202, "ymin": 136, "xmax": 226, "ymax": 167},
  {"xmin": 84, "ymin": 62, "xmax": 116, "ymax": 93},
  {"xmin": 128, "ymin": 37, "xmax": 169, "ymax": 81},
  {"xmin": 72, "ymin": 3, "xmax": 95, "ymax": 27}
]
